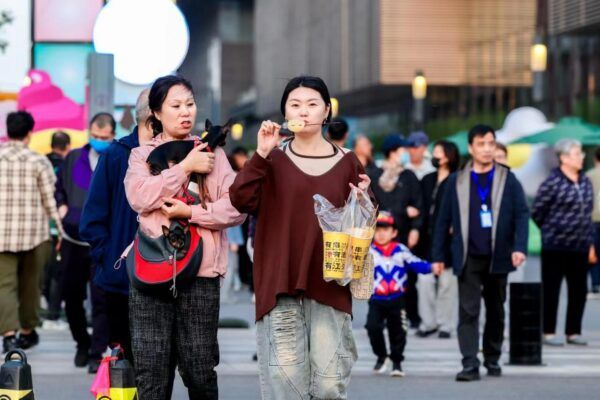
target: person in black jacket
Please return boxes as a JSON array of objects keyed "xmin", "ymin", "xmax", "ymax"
[
  {"xmin": 371, "ymin": 134, "xmax": 424, "ymax": 328},
  {"xmin": 416, "ymin": 140, "xmax": 460, "ymax": 339},
  {"xmin": 532, "ymin": 139, "xmax": 594, "ymax": 347},
  {"xmin": 371, "ymin": 135, "xmax": 423, "ymax": 247},
  {"xmin": 55, "ymin": 113, "xmax": 115, "ymax": 372},
  {"xmin": 432, "ymin": 125, "xmax": 529, "ymax": 382}
]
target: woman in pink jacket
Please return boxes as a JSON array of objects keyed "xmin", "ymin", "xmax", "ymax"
[{"xmin": 124, "ymin": 76, "xmax": 245, "ymax": 400}]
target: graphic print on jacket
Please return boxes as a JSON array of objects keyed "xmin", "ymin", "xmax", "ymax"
[{"xmin": 370, "ymin": 242, "xmax": 431, "ymax": 301}]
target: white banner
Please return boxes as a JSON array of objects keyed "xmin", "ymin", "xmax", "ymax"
[{"xmin": 0, "ymin": 0, "xmax": 31, "ymax": 93}]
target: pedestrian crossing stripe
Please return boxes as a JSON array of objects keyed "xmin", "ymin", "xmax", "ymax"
[
  {"xmin": 0, "ymin": 389, "xmax": 33, "ymax": 400},
  {"xmin": 95, "ymin": 388, "xmax": 138, "ymax": 400}
]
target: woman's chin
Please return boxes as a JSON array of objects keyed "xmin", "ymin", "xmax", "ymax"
[
  {"xmin": 294, "ymin": 128, "xmax": 323, "ymax": 137},
  {"xmin": 165, "ymin": 130, "xmax": 192, "ymax": 139}
]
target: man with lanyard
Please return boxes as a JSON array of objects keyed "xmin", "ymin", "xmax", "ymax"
[{"xmin": 432, "ymin": 124, "xmax": 529, "ymax": 382}]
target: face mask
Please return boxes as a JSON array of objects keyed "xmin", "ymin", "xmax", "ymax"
[
  {"xmin": 89, "ymin": 138, "xmax": 112, "ymax": 154},
  {"xmin": 399, "ymin": 151, "xmax": 410, "ymax": 166},
  {"xmin": 432, "ymin": 157, "xmax": 441, "ymax": 169}
]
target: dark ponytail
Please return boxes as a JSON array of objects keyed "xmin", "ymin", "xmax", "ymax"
[{"xmin": 148, "ymin": 75, "xmax": 194, "ymax": 137}]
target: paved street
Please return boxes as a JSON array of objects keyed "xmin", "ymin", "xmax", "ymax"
[{"xmin": 21, "ymin": 258, "xmax": 600, "ymax": 398}]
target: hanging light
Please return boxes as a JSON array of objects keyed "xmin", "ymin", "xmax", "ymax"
[
  {"xmin": 531, "ymin": 43, "xmax": 547, "ymax": 72},
  {"xmin": 412, "ymin": 70, "xmax": 427, "ymax": 100},
  {"xmin": 231, "ymin": 123, "xmax": 244, "ymax": 140}
]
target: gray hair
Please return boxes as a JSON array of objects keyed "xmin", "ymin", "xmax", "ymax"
[
  {"xmin": 135, "ymin": 88, "xmax": 151, "ymax": 124},
  {"xmin": 554, "ymin": 138, "xmax": 582, "ymax": 159}
]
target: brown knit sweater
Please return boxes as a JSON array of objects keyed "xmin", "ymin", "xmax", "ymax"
[{"xmin": 230, "ymin": 147, "xmax": 370, "ymax": 321}]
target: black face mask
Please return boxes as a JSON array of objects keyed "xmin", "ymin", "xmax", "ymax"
[{"xmin": 431, "ymin": 157, "xmax": 441, "ymax": 169}]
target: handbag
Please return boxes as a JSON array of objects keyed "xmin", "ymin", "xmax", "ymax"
[{"xmin": 126, "ymin": 186, "xmax": 202, "ymax": 297}]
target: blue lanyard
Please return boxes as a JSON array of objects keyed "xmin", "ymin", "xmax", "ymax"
[{"xmin": 471, "ymin": 167, "xmax": 494, "ymax": 204}]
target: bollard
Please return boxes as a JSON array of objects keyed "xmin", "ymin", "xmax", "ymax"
[
  {"xmin": 0, "ymin": 349, "xmax": 35, "ymax": 399},
  {"xmin": 509, "ymin": 282, "xmax": 543, "ymax": 365},
  {"xmin": 102, "ymin": 347, "xmax": 138, "ymax": 400}
]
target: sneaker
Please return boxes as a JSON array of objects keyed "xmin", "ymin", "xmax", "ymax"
[
  {"xmin": 438, "ymin": 331, "xmax": 451, "ymax": 339},
  {"xmin": 2, "ymin": 335, "xmax": 18, "ymax": 354},
  {"xmin": 455, "ymin": 367, "xmax": 480, "ymax": 382},
  {"xmin": 543, "ymin": 335, "xmax": 564, "ymax": 347},
  {"xmin": 88, "ymin": 357, "xmax": 101, "ymax": 374},
  {"xmin": 17, "ymin": 330, "xmax": 39, "ymax": 350},
  {"xmin": 566, "ymin": 335, "xmax": 588, "ymax": 346},
  {"xmin": 483, "ymin": 361, "xmax": 502, "ymax": 377},
  {"xmin": 373, "ymin": 357, "xmax": 389, "ymax": 374},
  {"xmin": 74, "ymin": 348, "xmax": 89, "ymax": 367},
  {"xmin": 587, "ymin": 291, "xmax": 600, "ymax": 300},
  {"xmin": 416, "ymin": 328, "xmax": 438, "ymax": 338},
  {"xmin": 42, "ymin": 319, "xmax": 69, "ymax": 331},
  {"xmin": 390, "ymin": 362, "xmax": 405, "ymax": 377}
]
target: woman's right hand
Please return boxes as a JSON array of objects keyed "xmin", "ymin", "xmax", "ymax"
[
  {"xmin": 181, "ymin": 142, "xmax": 215, "ymax": 174},
  {"xmin": 257, "ymin": 120, "xmax": 281, "ymax": 159}
]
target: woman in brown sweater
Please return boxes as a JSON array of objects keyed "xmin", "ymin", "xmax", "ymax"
[{"xmin": 230, "ymin": 76, "xmax": 371, "ymax": 399}]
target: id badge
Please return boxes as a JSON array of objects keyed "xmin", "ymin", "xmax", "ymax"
[{"xmin": 480, "ymin": 207, "xmax": 492, "ymax": 228}]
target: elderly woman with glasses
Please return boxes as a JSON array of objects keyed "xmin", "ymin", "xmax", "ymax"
[{"xmin": 532, "ymin": 139, "xmax": 594, "ymax": 347}]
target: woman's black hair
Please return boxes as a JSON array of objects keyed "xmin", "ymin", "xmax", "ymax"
[
  {"xmin": 280, "ymin": 76, "xmax": 332, "ymax": 124},
  {"xmin": 148, "ymin": 75, "xmax": 194, "ymax": 137},
  {"xmin": 434, "ymin": 139, "xmax": 460, "ymax": 173}
]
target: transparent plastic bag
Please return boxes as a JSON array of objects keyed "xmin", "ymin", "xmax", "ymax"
[
  {"xmin": 350, "ymin": 252, "xmax": 375, "ymax": 299},
  {"xmin": 342, "ymin": 187, "xmax": 377, "ymax": 282},
  {"xmin": 314, "ymin": 188, "xmax": 377, "ymax": 287},
  {"xmin": 314, "ymin": 195, "xmax": 352, "ymax": 285}
]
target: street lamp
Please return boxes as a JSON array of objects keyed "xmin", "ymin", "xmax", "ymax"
[
  {"xmin": 412, "ymin": 70, "xmax": 427, "ymax": 128},
  {"xmin": 531, "ymin": 36, "xmax": 547, "ymax": 105}
]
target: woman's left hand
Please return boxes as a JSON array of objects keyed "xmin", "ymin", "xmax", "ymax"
[
  {"xmin": 349, "ymin": 173, "xmax": 371, "ymax": 192},
  {"xmin": 160, "ymin": 197, "xmax": 192, "ymax": 219}
]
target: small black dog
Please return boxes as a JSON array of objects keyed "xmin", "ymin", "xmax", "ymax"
[
  {"xmin": 162, "ymin": 221, "xmax": 189, "ymax": 254},
  {"xmin": 146, "ymin": 119, "xmax": 231, "ymax": 176}
]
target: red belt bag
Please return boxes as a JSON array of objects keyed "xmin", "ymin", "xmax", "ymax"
[{"xmin": 126, "ymin": 186, "xmax": 202, "ymax": 297}]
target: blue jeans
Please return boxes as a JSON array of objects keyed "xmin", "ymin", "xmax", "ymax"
[
  {"xmin": 592, "ymin": 224, "xmax": 600, "ymax": 290},
  {"xmin": 256, "ymin": 296, "xmax": 357, "ymax": 400}
]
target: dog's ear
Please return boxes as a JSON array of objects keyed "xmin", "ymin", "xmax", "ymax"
[
  {"xmin": 162, "ymin": 225, "xmax": 171, "ymax": 238},
  {"xmin": 219, "ymin": 119, "xmax": 232, "ymax": 147},
  {"xmin": 205, "ymin": 119, "xmax": 213, "ymax": 131}
]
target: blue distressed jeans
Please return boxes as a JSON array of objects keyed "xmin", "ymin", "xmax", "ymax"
[{"xmin": 256, "ymin": 296, "xmax": 358, "ymax": 400}]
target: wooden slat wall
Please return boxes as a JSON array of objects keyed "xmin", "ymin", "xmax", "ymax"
[
  {"xmin": 380, "ymin": 0, "xmax": 536, "ymax": 86},
  {"xmin": 549, "ymin": 0, "xmax": 600, "ymax": 34}
]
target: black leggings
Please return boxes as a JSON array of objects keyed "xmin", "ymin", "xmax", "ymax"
[{"xmin": 129, "ymin": 278, "xmax": 220, "ymax": 400}]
